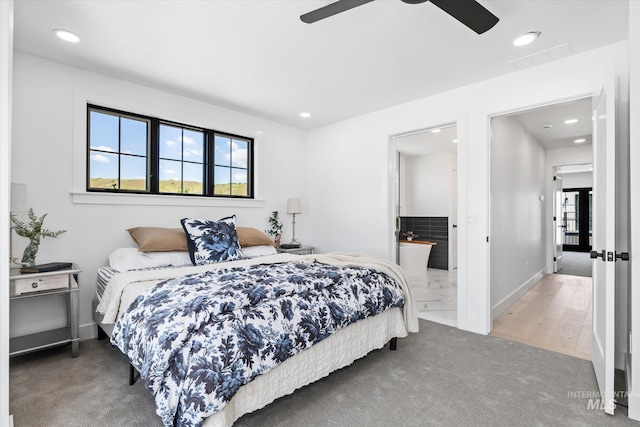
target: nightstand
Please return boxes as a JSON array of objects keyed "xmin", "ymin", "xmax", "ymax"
[
  {"xmin": 277, "ymin": 245, "xmax": 315, "ymax": 255},
  {"xmin": 9, "ymin": 265, "xmax": 82, "ymax": 358}
]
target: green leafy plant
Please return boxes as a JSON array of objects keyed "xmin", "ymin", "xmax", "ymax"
[
  {"xmin": 11, "ymin": 208, "xmax": 66, "ymax": 266},
  {"xmin": 266, "ymin": 211, "xmax": 283, "ymax": 236}
]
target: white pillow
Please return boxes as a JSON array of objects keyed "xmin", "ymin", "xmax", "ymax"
[
  {"xmin": 108, "ymin": 247, "xmax": 192, "ymax": 271},
  {"xmin": 144, "ymin": 251, "xmax": 192, "ymax": 266},
  {"xmin": 241, "ymin": 245, "xmax": 278, "ymax": 258}
]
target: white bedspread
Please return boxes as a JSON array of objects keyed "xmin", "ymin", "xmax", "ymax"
[
  {"xmin": 97, "ymin": 252, "xmax": 417, "ymax": 427},
  {"xmin": 95, "ymin": 252, "xmax": 418, "ymax": 332},
  {"xmin": 96, "ymin": 253, "xmax": 298, "ymax": 323}
]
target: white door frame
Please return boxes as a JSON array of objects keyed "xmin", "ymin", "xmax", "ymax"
[{"xmin": 553, "ymin": 173, "xmax": 563, "ymax": 273}]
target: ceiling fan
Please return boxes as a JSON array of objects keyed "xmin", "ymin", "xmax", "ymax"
[{"xmin": 300, "ymin": 0, "xmax": 499, "ymax": 34}]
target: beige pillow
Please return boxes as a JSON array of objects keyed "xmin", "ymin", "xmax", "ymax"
[
  {"xmin": 127, "ymin": 227, "xmax": 188, "ymax": 252},
  {"xmin": 237, "ymin": 227, "xmax": 274, "ymax": 248}
]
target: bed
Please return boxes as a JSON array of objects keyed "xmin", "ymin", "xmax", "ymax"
[{"xmin": 93, "ymin": 221, "xmax": 418, "ymax": 427}]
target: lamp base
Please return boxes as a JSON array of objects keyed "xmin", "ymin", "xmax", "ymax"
[{"xmin": 280, "ymin": 243, "xmax": 301, "ymax": 249}]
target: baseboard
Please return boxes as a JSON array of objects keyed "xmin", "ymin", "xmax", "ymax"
[
  {"xmin": 79, "ymin": 322, "xmax": 98, "ymax": 341},
  {"xmin": 626, "ymin": 352, "xmax": 640, "ymax": 420},
  {"xmin": 625, "ymin": 352, "xmax": 632, "ymax": 393},
  {"xmin": 491, "ymin": 269, "xmax": 545, "ymax": 321}
]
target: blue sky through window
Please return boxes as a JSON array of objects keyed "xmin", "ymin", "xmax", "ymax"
[
  {"xmin": 213, "ymin": 136, "xmax": 248, "ymax": 186},
  {"xmin": 89, "ymin": 111, "xmax": 148, "ymax": 182}
]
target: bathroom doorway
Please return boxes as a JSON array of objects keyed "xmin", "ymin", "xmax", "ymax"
[{"xmin": 393, "ymin": 124, "xmax": 458, "ymax": 327}]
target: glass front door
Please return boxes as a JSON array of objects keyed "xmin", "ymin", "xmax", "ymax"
[{"xmin": 562, "ymin": 187, "xmax": 592, "ymax": 252}]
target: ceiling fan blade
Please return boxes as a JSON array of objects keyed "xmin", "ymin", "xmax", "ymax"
[
  {"xmin": 301, "ymin": 0, "xmax": 376, "ymax": 24},
  {"xmin": 429, "ymin": 0, "xmax": 499, "ymax": 34}
]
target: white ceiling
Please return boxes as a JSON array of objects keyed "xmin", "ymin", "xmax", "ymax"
[
  {"xmin": 396, "ymin": 125, "xmax": 457, "ymax": 157},
  {"xmin": 395, "ymin": 96, "xmax": 592, "ymax": 157},
  {"xmin": 13, "ymin": 0, "xmax": 629, "ymax": 130},
  {"xmin": 508, "ymin": 97, "xmax": 593, "ymax": 150}
]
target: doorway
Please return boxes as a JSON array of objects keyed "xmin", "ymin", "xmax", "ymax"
[
  {"xmin": 555, "ymin": 164, "xmax": 594, "ymax": 278},
  {"xmin": 393, "ymin": 124, "xmax": 458, "ymax": 327},
  {"xmin": 488, "ymin": 96, "xmax": 594, "ymax": 360}
]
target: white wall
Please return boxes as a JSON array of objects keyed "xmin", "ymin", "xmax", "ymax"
[
  {"xmin": 403, "ymin": 151, "xmax": 455, "ymax": 217},
  {"xmin": 307, "ymin": 42, "xmax": 628, "ymax": 335},
  {"xmin": 560, "ymin": 171, "xmax": 593, "ymax": 189},
  {"xmin": 628, "ymin": 0, "xmax": 640, "ymax": 420},
  {"xmin": 11, "ymin": 52, "xmax": 308, "ymax": 339},
  {"xmin": 1, "ymin": 1, "xmax": 13, "ymax": 424},
  {"xmin": 490, "ymin": 116, "xmax": 546, "ymax": 319}
]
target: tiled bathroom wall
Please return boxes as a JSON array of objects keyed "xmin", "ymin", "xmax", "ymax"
[{"xmin": 400, "ymin": 216, "xmax": 448, "ymax": 269}]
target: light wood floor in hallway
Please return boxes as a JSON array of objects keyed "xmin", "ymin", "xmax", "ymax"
[{"xmin": 491, "ymin": 274, "xmax": 592, "ymax": 360}]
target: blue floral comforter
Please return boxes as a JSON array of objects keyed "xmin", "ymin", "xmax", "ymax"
[{"xmin": 111, "ymin": 260, "xmax": 405, "ymax": 427}]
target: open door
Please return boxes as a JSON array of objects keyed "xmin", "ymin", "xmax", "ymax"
[
  {"xmin": 451, "ymin": 169, "xmax": 458, "ymax": 270},
  {"xmin": 395, "ymin": 151, "xmax": 401, "ymax": 264},
  {"xmin": 554, "ymin": 175, "xmax": 564, "ymax": 272},
  {"xmin": 591, "ymin": 65, "xmax": 616, "ymax": 415}
]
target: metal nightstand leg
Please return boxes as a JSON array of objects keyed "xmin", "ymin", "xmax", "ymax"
[{"xmin": 69, "ymin": 278, "xmax": 79, "ymax": 358}]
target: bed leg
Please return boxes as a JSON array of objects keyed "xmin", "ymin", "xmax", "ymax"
[
  {"xmin": 129, "ymin": 363, "xmax": 137, "ymax": 385},
  {"xmin": 389, "ymin": 337, "xmax": 397, "ymax": 351},
  {"xmin": 97, "ymin": 325, "xmax": 107, "ymax": 341}
]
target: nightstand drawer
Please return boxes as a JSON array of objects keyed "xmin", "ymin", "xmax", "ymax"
[
  {"xmin": 277, "ymin": 245, "xmax": 315, "ymax": 255},
  {"xmin": 14, "ymin": 274, "xmax": 69, "ymax": 294}
]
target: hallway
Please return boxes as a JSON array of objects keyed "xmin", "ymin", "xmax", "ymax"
[{"xmin": 491, "ymin": 274, "xmax": 591, "ymax": 360}]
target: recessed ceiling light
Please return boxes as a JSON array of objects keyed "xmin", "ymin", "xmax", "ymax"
[
  {"xmin": 564, "ymin": 118, "xmax": 579, "ymax": 124},
  {"xmin": 53, "ymin": 29, "xmax": 80, "ymax": 43},
  {"xmin": 574, "ymin": 138, "xmax": 586, "ymax": 144},
  {"xmin": 513, "ymin": 31, "xmax": 540, "ymax": 47},
  {"xmin": 300, "ymin": 112, "xmax": 311, "ymax": 118},
  {"xmin": 452, "ymin": 139, "xmax": 458, "ymax": 143},
  {"xmin": 430, "ymin": 128, "xmax": 441, "ymax": 133}
]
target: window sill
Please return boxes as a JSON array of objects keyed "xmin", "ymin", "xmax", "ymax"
[{"xmin": 71, "ymin": 191, "xmax": 265, "ymax": 208}]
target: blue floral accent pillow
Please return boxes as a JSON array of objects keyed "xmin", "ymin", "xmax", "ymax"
[{"xmin": 180, "ymin": 216, "xmax": 244, "ymax": 265}]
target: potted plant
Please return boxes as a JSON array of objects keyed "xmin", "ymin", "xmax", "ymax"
[
  {"xmin": 11, "ymin": 208, "xmax": 66, "ymax": 266},
  {"xmin": 403, "ymin": 231, "xmax": 418, "ymax": 242},
  {"xmin": 266, "ymin": 211, "xmax": 283, "ymax": 247}
]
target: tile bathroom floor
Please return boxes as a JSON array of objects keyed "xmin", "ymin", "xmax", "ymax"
[{"xmin": 407, "ymin": 268, "xmax": 457, "ymax": 327}]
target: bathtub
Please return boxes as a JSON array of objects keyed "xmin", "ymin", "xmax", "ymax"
[{"xmin": 399, "ymin": 240, "xmax": 434, "ymax": 277}]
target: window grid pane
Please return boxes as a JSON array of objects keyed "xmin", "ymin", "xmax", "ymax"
[
  {"xmin": 120, "ymin": 155, "xmax": 147, "ymax": 191},
  {"xmin": 159, "ymin": 159, "xmax": 183, "ymax": 193},
  {"xmin": 88, "ymin": 108, "xmax": 150, "ymax": 191}
]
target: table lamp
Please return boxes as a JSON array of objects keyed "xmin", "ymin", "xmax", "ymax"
[{"xmin": 286, "ymin": 197, "xmax": 302, "ymax": 247}]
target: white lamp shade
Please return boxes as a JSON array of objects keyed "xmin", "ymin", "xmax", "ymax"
[
  {"xmin": 286, "ymin": 198, "xmax": 302, "ymax": 214},
  {"xmin": 11, "ymin": 183, "xmax": 28, "ymax": 212}
]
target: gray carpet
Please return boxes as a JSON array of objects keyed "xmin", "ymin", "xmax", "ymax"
[
  {"xmin": 10, "ymin": 319, "xmax": 637, "ymax": 426},
  {"xmin": 558, "ymin": 251, "xmax": 592, "ymax": 277}
]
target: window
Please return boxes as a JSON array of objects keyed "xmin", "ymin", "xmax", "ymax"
[{"xmin": 87, "ymin": 105, "xmax": 253, "ymax": 198}]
